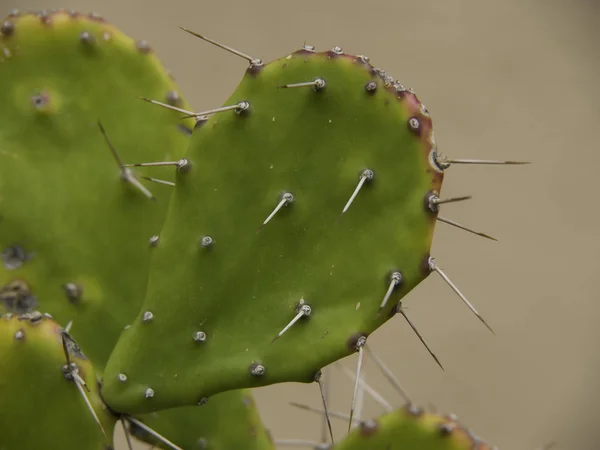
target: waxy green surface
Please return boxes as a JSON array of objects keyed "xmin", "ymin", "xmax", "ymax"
[{"xmin": 104, "ymin": 48, "xmax": 443, "ymax": 413}]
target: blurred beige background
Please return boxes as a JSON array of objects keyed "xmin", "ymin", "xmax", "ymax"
[{"xmin": 5, "ymin": 0, "xmax": 598, "ymax": 449}]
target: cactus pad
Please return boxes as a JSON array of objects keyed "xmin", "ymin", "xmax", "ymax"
[
  {"xmin": 333, "ymin": 405, "xmax": 493, "ymax": 450},
  {"xmin": 0, "ymin": 10, "xmax": 193, "ymax": 367},
  {"xmin": 129, "ymin": 389, "xmax": 274, "ymax": 449},
  {"xmin": 103, "ymin": 47, "xmax": 443, "ymax": 413},
  {"xmin": 0, "ymin": 312, "xmax": 116, "ymax": 449}
]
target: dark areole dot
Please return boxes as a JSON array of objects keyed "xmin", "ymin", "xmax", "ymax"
[
  {"xmin": 439, "ymin": 422, "xmax": 455, "ymax": 437},
  {"xmin": 365, "ymin": 80, "xmax": 378, "ymax": 94},
  {"xmin": 359, "ymin": 419, "xmax": 379, "ymax": 437},
  {"xmin": 346, "ymin": 332, "xmax": 369, "ymax": 352},
  {"xmin": 1, "ymin": 20, "xmax": 15, "ymax": 37},
  {"xmin": 80, "ymin": 31, "xmax": 95, "ymax": 45},
  {"xmin": 31, "ymin": 93, "xmax": 48, "ymax": 109},
  {"xmin": 249, "ymin": 362, "xmax": 266, "ymax": 377},
  {"xmin": 38, "ymin": 11, "xmax": 51, "ymax": 25},
  {"xmin": 2, "ymin": 245, "xmax": 29, "ymax": 270},
  {"xmin": 407, "ymin": 116, "xmax": 422, "ymax": 136},
  {"xmin": 136, "ymin": 40, "xmax": 152, "ymax": 54}
]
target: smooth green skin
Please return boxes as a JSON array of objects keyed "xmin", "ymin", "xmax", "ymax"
[
  {"xmin": 0, "ymin": 314, "xmax": 116, "ymax": 450},
  {"xmin": 333, "ymin": 406, "xmax": 492, "ymax": 450},
  {"xmin": 0, "ymin": 11, "xmax": 193, "ymax": 369},
  {"xmin": 104, "ymin": 50, "xmax": 443, "ymax": 413},
  {"xmin": 131, "ymin": 390, "xmax": 274, "ymax": 450}
]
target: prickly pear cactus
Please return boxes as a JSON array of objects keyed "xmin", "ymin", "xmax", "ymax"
[
  {"xmin": 130, "ymin": 390, "xmax": 274, "ymax": 449},
  {"xmin": 333, "ymin": 406, "xmax": 493, "ymax": 450},
  {"xmin": 0, "ymin": 312, "xmax": 116, "ymax": 450},
  {"xmin": 1, "ymin": 9, "xmax": 530, "ymax": 448},
  {"xmin": 0, "ymin": 9, "xmax": 193, "ymax": 367},
  {"xmin": 103, "ymin": 46, "xmax": 443, "ymax": 413}
]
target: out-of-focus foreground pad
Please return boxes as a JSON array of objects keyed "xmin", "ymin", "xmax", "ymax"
[
  {"xmin": 334, "ymin": 405, "xmax": 493, "ymax": 450},
  {"xmin": 104, "ymin": 48, "xmax": 443, "ymax": 413},
  {"xmin": 0, "ymin": 312, "xmax": 116, "ymax": 450},
  {"xmin": 130, "ymin": 389, "xmax": 274, "ymax": 450},
  {"xmin": 0, "ymin": 10, "xmax": 193, "ymax": 368}
]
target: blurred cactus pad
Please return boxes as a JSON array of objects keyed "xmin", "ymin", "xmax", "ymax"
[
  {"xmin": 0, "ymin": 313, "xmax": 116, "ymax": 450},
  {"xmin": 332, "ymin": 406, "xmax": 493, "ymax": 450},
  {"xmin": 0, "ymin": 9, "xmax": 193, "ymax": 367}
]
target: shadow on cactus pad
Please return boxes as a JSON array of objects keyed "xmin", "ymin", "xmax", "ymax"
[{"xmin": 127, "ymin": 390, "xmax": 274, "ymax": 449}]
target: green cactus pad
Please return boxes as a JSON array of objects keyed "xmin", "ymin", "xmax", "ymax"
[
  {"xmin": 0, "ymin": 312, "xmax": 116, "ymax": 449},
  {"xmin": 0, "ymin": 10, "xmax": 193, "ymax": 368},
  {"xmin": 103, "ymin": 47, "xmax": 443, "ymax": 413},
  {"xmin": 333, "ymin": 405, "xmax": 493, "ymax": 450},
  {"xmin": 128, "ymin": 389, "xmax": 274, "ymax": 450}
]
